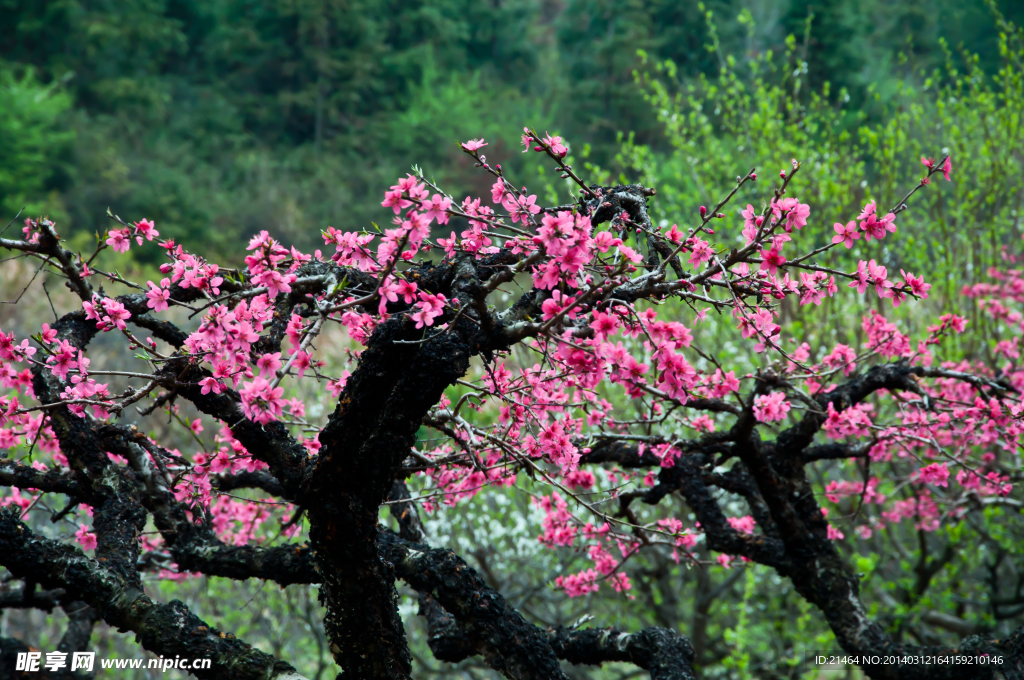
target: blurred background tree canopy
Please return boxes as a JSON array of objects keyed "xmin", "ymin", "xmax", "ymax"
[{"xmin": 1, "ymin": 0, "xmax": 1021, "ymax": 261}]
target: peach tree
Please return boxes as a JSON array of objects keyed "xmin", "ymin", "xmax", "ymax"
[{"xmin": 1, "ymin": 129, "xmax": 1021, "ymax": 680}]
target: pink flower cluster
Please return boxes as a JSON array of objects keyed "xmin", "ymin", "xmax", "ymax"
[
  {"xmin": 82, "ymin": 296, "xmax": 131, "ymax": 332},
  {"xmin": 105, "ymin": 218, "xmax": 160, "ymax": 254},
  {"xmin": 753, "ymin": 392, "xmax": 791, "ymax": 423}
]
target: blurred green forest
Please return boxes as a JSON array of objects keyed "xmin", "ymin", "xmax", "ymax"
[{"xmin": 2, "ymin": 0, "xmax": 1023, "ymax": 262}]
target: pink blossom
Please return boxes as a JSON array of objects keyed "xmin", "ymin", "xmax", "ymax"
[
  {"xmin": 784, "ymin": 201, "xmax": 810, "ymax": 232},
  {"xmin": 822, "ymin": 343, "xmax": 857, "ymax": 376},
  {"xmin": 239, "ymin": 377, "xmax": 286, "ymax": 424},
  {"xmin": 541, "ymin": 133, "xmax": 568, "ymax": 157},
  {"xmin": 75, "ymin": 524, "xmax": 97, "ymax": 551},
  {"xmin": 918, "ymin": 462, "xmax": 950, "ymax": 487},
  {"xmin": 591, "ymin": 231, "xmax": 623, "ymax": 252},
  {"xmin": 857, "ymin": 200, "xmax": 877, "ymax": 221},
  {"xmin": 292, "ymin": 350, "xmax": 311, "ymax": 379},
  {"xmin": 832, "ymin": 221, "xmax": 859, "ymax": 248},
  {"xmin": 382, "ymin": 189, "xmax": 412, "ymax": 214},
  {"xmin": 541, "ymin": 290, "xmax": 576, "ymax": 321},
  {"xmin": 423, "ymin": 194, "xmax": 452, "ymax": 225},
  {"xmin": 256, "ymin": 352, "xmax": 282, "ymax": 378},
  {"xmin": 849, "ymin": 260, "xmax": 870, "ymax": 294},
  {"xmin": 490, "ymin": 180, "xmax": 507, "ymax": 204},
  {"xmin": 520, "ymin": 129, "xmax": 532, "ymax": 152},
  {"xmin": 753, "ymin": 392, "xmax": 791, "ymax": 423},
  {"xmin": 251, "ymin": 269, "xmax": 295, "ymax": 299},
  {"xmin": 942, "ymin": 156, "xmax": 952, "ymax": 181},
  {"xmin": 199, "ymin": 377, "xmax": 224, "ymax": 395},
  {"xmin": 508, "ymin": 194, "xmax": 541, "ymax": 225},
  {"xmin": 665, "ymin": 224, "xmax": 684, "ymax": 243},
  {"xmin": 209, "ymin": 449, "xmax": 232, "ymax": 473},
  {"xmin": 146, "ymin": 279, "xmax": 171, "ymax": 312},
  {"xmin": 861, "ymin": 212, "xmax": 896, "ymax": 241},
  {"xmin": 590, "ymin": 312, "xmax": 620, "ymax": 341},
  {"xmin": 437, "ymin": 232, "xmax": 458, "ymax": 259},
  {"xmin": 741, "ymin": 204, "xmax": 759, "ymax": 232},
  {"xmin": 39, "ymin": 323, "xmax": 57, "ymax": 344},
  {"xmin": 688, "ymin": 239, "xmax": 714, "ymax": 269},
  {"xmin": 760, "ymin": 247, "xmax": 786, "ymax": 275},
  {"xmin": 461, "ymin": 138, "xmax": 487, "ymax": 151},
  {"xmin": 46, "ymin": 340, "xmax": 78, "ymax": 380},
  {"xmin": 106, "ymin": 228, "xmax": 131, "ymax": 253},
  {"xmin": 395, "ymin": 279, "xmax": 418, "ymax": 304},
  {"xmin": 133, "ymin": 218, "xmax": 159, "ymax": 242},
  {"xmin": 411, "ymin": 292, "xmax": 448, "ymax": 329},
  {"xmin": 565, "ymin": 469, "xmax": 596, "ymax": 489},
  {"xmin": 618, "ymin": 245, "xmax": 643, "ymax": 264},
  {"xmin": 97, "ymin": 298, "xmax": 131, "ymax": 331},
  {"xmin": 866, "ymin": 259, "xmax": 893, "ymax": 299},
  {"xmin": 727, "ymin": 516, "xmax": 756, "ymax": 534},
  {"xmin": 691, "ymin": 414, "xmax": 715, "ymax": 433},
  {"xmin": 556, "ymin": 569, "xmax": 600, "ymax": 597},
  {"xmin": 901, "ymin": 270, "xmax": 931, "ymax": 299}
]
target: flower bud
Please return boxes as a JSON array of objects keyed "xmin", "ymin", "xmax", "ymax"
[
  {"xmin": 780, "ymin": 170, "xmax": 787, "ymax": 179},
  {"xmin": 699, "ymin": 205, "xmax": 707, "ymax": 217}
]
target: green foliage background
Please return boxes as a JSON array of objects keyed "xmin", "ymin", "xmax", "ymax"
[
  {"xmin": 1, "ymin": 0, "xmax": 1021, "ymax": 263},
  {"xmin": 5, "ymin": 1, "xmax": 1024, "ymax": 679}
]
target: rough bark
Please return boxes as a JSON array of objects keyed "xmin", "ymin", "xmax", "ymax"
[{"xmin": 0, "ymin": 508, "xmax": 305, "ymax": 680}]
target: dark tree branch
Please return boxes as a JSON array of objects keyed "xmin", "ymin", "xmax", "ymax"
[
  {"xmin": 159, "ymin": 358, "xmax": 310, "ymax": 499},
  {"xmin": 416, "ymin": 592, "xmax": 477, "ymax": 663},
  {"xmin": 0, "ymin": 459, "xmax": 82, "ymax": 496},
  {"xmin": 703, "ymin": 464, "xmax": 778, "ymax": 537},
  {"xmin": 388, "ymin": 479, "xmax": 427, "ymax": 543},
  {"xmin": 0, "ymin": 581, "xmax": 66, "ymax": 611},
  {"xmin": 212, "ymin": 471, "xmax": 288, "ymax": 498},
  {"xmin": 580, "ymin": 438, "xmax": 665, "ymax": 468},
  {"xmin": 309, "ymin": 308, "xmax": 474, "ymax": 679},
  {"xmin": 384, "ymin": 528, "xmax": 698, "ymax": 680},
  {"xmin": 645, "ymin": 452, "xmax": 790, "ymax": 569},
  {"xmin": 379, "ymin": 527, "xmax": 569, "ymax": 680},
  {"xmin": 30, "ymin": 310, "xmax": 147, "ymax": 591},
  {"xmin": 803, "ymin": 442, "xmax": 870, "ymax": 463},
  {"xmin": 741, "ymin": 361, "xmax": 1024, "ymax": 680},
  {"xmin": 154, "ymin": 523, "xmax": 698, "ymax": 679},
  {"xmin": 56, "ymin": 600, "xmax": 98, "ymax": 662},
  {"xmin": 548, "ymin": 626, "xmax": 696, "ymax": 680},
  {"xmin": 0, "ymin": 508, "xmax": 307, "ymax": 680}
]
